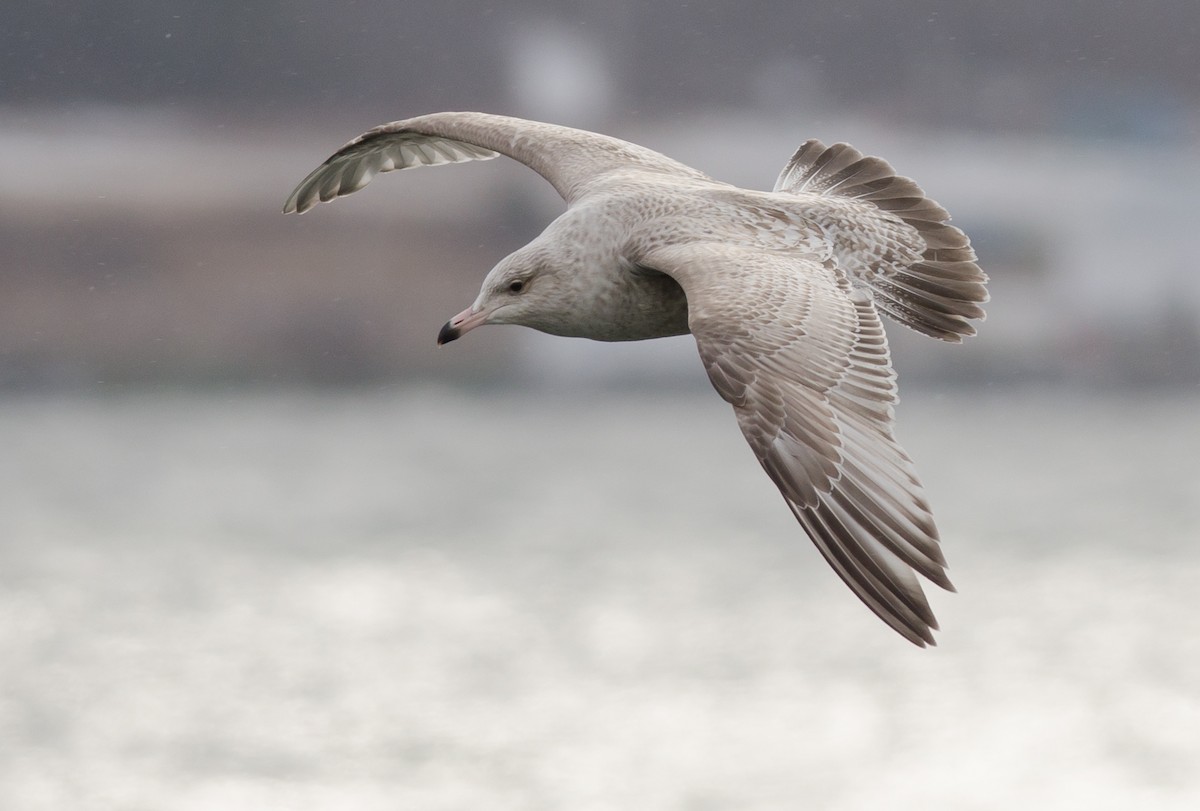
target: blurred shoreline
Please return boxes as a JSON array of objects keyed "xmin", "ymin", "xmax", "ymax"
[{"xmin": 3, "ymin": 106, "xmax": 1199, "ymax": 391}]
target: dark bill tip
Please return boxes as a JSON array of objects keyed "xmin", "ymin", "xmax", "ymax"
[{"xmin": 436, "ymin": 321, "xmax": 461, "ymax": 346}]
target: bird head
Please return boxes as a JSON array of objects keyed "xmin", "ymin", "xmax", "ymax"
[{"xmin": 437, "ymin": 244, "xmax": 570, "ymax": 345}]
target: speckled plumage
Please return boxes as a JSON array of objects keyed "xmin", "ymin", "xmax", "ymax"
[{"xmin": 285, "ymin": 112, "xmax": 988, "ymax": 646}]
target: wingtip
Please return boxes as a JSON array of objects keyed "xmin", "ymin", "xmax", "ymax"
[
  {"xmin": 282, "ymin": 191, "xmax": 314, "ymax": 215},
  {"xmin": 898, "ymin": 624, "xmax": 936, "ymax": 648},
  {"xmin": 910, "ymin": 623, "xmax": 938, "ymax": 648}
]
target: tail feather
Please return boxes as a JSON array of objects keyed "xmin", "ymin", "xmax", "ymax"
[{"xmin": 775, "ymin": 140, "xmax": 989, "ymax": 341}]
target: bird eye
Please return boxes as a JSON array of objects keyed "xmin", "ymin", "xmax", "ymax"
[{"xmin": 507, "ymin": 279, "xmax": 526, "ymax": 294}]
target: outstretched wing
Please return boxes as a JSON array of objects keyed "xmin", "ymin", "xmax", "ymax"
[
  {"xmin": 283, "ymin": 111, "xmax": 709, "ymax": 213},
  {"xmin": 643, "ymin": 242, "xmax": 953, "ymax": 646}
]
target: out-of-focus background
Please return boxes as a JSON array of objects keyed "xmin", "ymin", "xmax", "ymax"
[{"xmin": 3, "ymin": 3, "xmax": 1199, "ymax": 809}]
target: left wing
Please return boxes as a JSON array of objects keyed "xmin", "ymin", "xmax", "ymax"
[{"xmin": 283, "ymin": 112, "xmax": 709, "ymax": 213}]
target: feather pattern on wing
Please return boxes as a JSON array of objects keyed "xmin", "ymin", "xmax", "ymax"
[{"xmin": 644, "ymin": 243, "xmax": 952, "ymax": 646}]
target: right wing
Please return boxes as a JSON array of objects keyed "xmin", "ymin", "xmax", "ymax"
[{"xmin": 643, "ymin": 242, "xmax": 953, "ymax": 646}]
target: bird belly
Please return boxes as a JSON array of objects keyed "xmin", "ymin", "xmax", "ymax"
[{"xmin": 540, "ymin": 271, "xmax": 691, "ymax": 342}]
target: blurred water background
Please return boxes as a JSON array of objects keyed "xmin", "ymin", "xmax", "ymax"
[{"xmin": 3, "ymin": 2, "xmax": 1200, "ymax": 809}]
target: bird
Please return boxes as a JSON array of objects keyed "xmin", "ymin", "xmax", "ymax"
[{"xmin": 284, "ymin": 112, "xmax": 988, "ymax": 646}]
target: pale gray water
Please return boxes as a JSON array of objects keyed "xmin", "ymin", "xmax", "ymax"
[{"xmin": 2, "ymin": 387, "xmax": 1198, "ymax": 810}]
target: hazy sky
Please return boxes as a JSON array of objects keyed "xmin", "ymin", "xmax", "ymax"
[{"xmin": 5, "ymin": 1, "xmax": 1197, "ymax": 138}]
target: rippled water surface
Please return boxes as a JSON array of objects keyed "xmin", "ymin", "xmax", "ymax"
[{"xmin": 3, "ymin": 387, "xmax": 1198, "ymax": 810}]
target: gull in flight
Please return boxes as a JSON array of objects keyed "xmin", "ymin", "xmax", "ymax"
[{"xmin": 284, "ymin": 112, "xmax": 988, "ymax": 646}]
